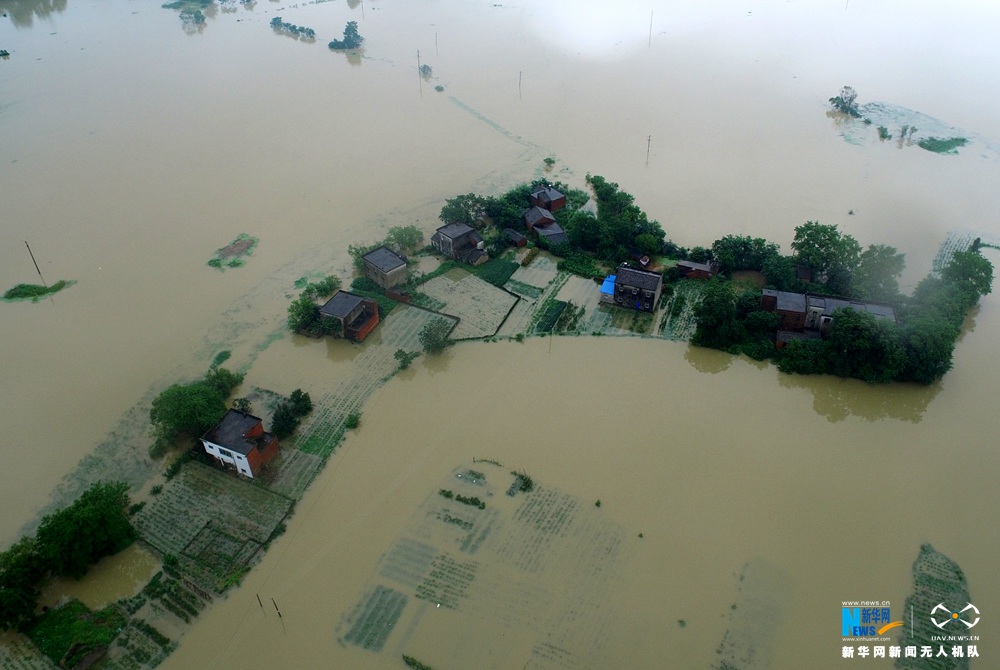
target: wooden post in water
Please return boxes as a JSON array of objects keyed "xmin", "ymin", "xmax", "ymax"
[
  {"xmin": 257, "ymin": 593, "xmax": 265, "ymax": 615},
  {"xmin": 648, "ymin": 11, "xmax": 653, "ymax": 48},
  {"xmin": 417, "ymin": 50, "xmax": 422, "ymax": 95},
  {"xmin": 645, "ymin": 135, "xmax": 651, "ymax": 167},
  {"xmin": 518, "ymin": 71, "xmax": 522, "ymax": 100},
  {"xmin": 24, "ymin": 241, "xmax": 47, "ymax": 287},
  {"xmin": 272, "ymin": 598, "xmax": 282, "ymax": 618},
  {"xmin": 435, "ymin": 32, "xmax": 439, "ymax": 56}
]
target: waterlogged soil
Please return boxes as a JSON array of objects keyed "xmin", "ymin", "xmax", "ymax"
[{"xmin": 4, "ymin": 0, "xmax": 1000, "ymax": 669}]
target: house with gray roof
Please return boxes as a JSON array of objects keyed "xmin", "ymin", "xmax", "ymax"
[
  {"xmin": 430, "ymin": 222, "xmax": 488, "ymax": 265},
  {"xmin": 761, "ymin": 288, "xmax": 897, "ymax": 346},
  {"xmin": 200, "ymin": 409, "xmax": 280, "ymax": 479},
  {"xmin": 362, "ymin": 246, "xmax": 408, "ymax": 289},
  {"xmin": 613, "ymin": 264, "xmax": 663, "ymax": 312},
  {"xmin": 319, "ymin": 290, "xmax": 380, "ymax": 342},
  {"xmin": 529, "ymin": 185, "xmax": 567, "ymax": 212}
]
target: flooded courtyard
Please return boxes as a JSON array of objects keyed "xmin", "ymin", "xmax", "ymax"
[{"xmin": 2, "ymin": 0, "xmax": 1000, "ymax": 667}]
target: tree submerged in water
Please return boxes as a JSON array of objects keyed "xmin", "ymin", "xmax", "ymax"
[
  {"xmin": 270, "ymin": 16, "xmax": 316, "ymax": 41},
  {"xmin": 829, "ymin": 85, "xmax": 861, "ymax": 117},
  {"xmin": 328, "ymin": 21, "xmax": 363, "ymax": 50}
]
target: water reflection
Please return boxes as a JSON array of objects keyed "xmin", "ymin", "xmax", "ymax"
[
  {"xmin": 777, "ymin": 373, "xmax": 938, "ymax": 423},
  {"xmin": 0, "ymin": 0, "xmax": 67, "ymax": 28},
  {"xmin": 684, "ymin": 344, "xmax": 732, "ymax": 374}
]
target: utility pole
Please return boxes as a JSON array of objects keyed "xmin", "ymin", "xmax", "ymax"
[{"xmin": 645, "ymin": 135, "xmax": 651, "ymax": 167}]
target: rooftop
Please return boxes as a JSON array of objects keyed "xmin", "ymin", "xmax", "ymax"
[
  {"xmin": 524, "ymin": 206, "xmax": 556, "ymax": 228},
  {"xmin": 202, "ymin": 409, "xmax": 268, "ymax": 456},
  {"xmin": 435, "ymin": 222, "xmax": 476, "ymax": 240},
  {"xmin": 616, "ymin": 265, "xmax": 662, "ymax": 291},
  {"xmin": 320, "ymin": 291, "xmax": 367, "ymax": 319},
  {"xmin": 362, "ymin": 246, "xmax": 407, "ymax": 273}
]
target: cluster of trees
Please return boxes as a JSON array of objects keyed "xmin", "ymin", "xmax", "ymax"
[
  {"xmin": 149, "ymin": 366, "xmax": 245, "ymax": 453},
  {"xmin": 269, "ymin": 16, "xmax": 316, "ymax": 40},
  {"xmin": 328, "ymin": 21, "xmax": 363, "ymax": 49},
  {"xmin": 286, "ymin": 275, "xmax": 342, "ymax": 335},
  {"xmin": 697, "ymin": 223, "xmax": 907, "ymax": 304},
  {"xmin": 271, "ymin": 389, "xmax": 313, "ymax": 438},
  {"xmin": 347, "ymin": 225, "xmax": 424, "ymax": 273},
  {"xmin": 561, "ymin": 175, "xmax": 667, "ymax": 262},
  {"xmin": 1, "ymin": 482, "xmax": 135, "ymax": 631},
  {"xmin": 691, "ymin": 227, "xmax": 993, "ymax": 384},
  {"xmin": 419, "ymin": 318, "xmax": 453, "ymax": 354},
  {"xmin": 439, "ymin": 176, "xmax": 672, "ymax": 266},
  {"xmin": 829, "ymin": 85, "xmax": 861, "ymax": 118}
]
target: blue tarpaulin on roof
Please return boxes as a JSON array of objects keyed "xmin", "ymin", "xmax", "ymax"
[{"xmin": 600, "ymin": 275, "xmax": 616, "ymax": 295}]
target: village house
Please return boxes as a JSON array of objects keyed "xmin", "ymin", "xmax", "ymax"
[
  {"xmin": 676, "ymin": 260, "xmax": 720, "ymax": 280},
  {"xmin": 504, "ymin": 228, "xmax": 527, "ymax": 248},
  {"xmin": 361, "ymin": 246, "xmax": 408, "ymax": 289},
  {"xmin": 760, "ymin": 289, "xmax": 897, "ymax": 347},
  {"xmin": 529, "ymin": 185, "xmax": 567, "ymax": 212},
  {"xmin": 612, "ymin": 264, "xmax": 663, "ymax": 312},
  {"xmin": 200, "ymin": 409, "xmax": 280, "ymax": 479},
  {"xmin": 430, "ymin": 222, "xmax": 488, "ymax": 265},
  {"xmin": 523, "ymin": 206, "xmax": 569, "ymax": 247},
  {"xmin": 319, "ymin": 290, "xmax": 380, "ymax": 342}
]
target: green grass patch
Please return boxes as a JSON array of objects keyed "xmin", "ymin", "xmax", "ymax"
[
  {"xmin": 28, "ymin": 600, "xmax": 126, "ymax": 667},
  {"xmin": 556, "ymin": 252, "xmax": 604, "ymax": 279},
  {"xmin": 469, "ymin": 258, "xmax": 519, "ymax": 287},
  {"xmin": 918, "ymin": 137, "xmax": 968, "ymax": 154},
  {"xmin": 3, "ymin": 279, "xmax": 74, "ymax": 302},
  {"xmin": 504, "ymin": 279, "xmax": 543, "ymax": 298},
  {"xmin": 211, "ymin": 350, "xmax": 232, "ymax": 368},
  {"xmin": 207, "ymin": 233, "xmax": 258, "ymax": 271},
  {"xmin": 534, "ymin": 299, "xmax": 568, "ymax": 334}
]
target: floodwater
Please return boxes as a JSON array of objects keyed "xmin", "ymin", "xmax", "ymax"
[
  {"xmin": 2, "ymin": 0, "xmax": 1000, "ymax": 667},
  {"xmin": 38, "ymin": 543, "xmax": 160, "ymax": 611}
]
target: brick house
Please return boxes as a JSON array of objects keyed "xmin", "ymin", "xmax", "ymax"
[
  {"xmin": 761, "ymin": 289, "xmax": 897, "ymax": 346},
  {"xmin": 529, "ymin": 185, "xmax": 567, "ymax": 212},
  {"xmin": 320, "ymin": 290, "xmax": 380, "ymax": 342},
  {"xmin": 200, "ymin": 409, "xmax": 280, "ymax": 479}
]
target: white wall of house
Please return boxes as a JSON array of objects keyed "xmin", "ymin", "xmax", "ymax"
[{"xmin": 201, "ymin": 439, "xmax": 253, "ymax": 477}]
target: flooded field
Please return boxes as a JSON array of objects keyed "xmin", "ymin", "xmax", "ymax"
[{"xmin": 3, "ymin": 0, "xmax": 1000, "ymax": 667}]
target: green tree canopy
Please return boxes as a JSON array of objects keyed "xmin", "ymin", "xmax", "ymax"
[
  {"xmin": 287, "ymin": 293, "xmax": 321, "ymax": 332},
  {"xmin": 853, "ymin": 244, "xmax": 905, "ymax": 303},
  {"xmin": 826, "ymin": 309, "xmax": 906, "ymax": 384},
  {"xmin": 35, "ymin": 482, "xmax": 136, "ymax": 580},
  {"xmin": 711, "ymin": 235, "xmax": 781, "ymax": 274},
  {"xmin": 329, "ymin": 21, "xmax": 363, "ymax": 49},
  {"xmin": 385, "ymin": 225, "xmax": 424, "ymax": 252},
  {"xmin": 791, "ymin": 221, "xmax": 861, "ymax": 285},
  {"xmin": 439, "ymin": 194, "xmax": 490, "ymax": 228},
  {"xmin": 942, "ymin": 249, "xmax": 993, "ymax": 300},
  {"xmin": 419, "ymin": 318, "xmax": 453, "ymax": 354},
  {"xmin": 898, "ymin": 315, "xmax": 959, "ymax": 384},
  {"xmin": 0, "ymin": 537, "xmax": 46, "ymax": 631},
  {"xmin": 149, "ymin": 369, "xmax": 241, "ymax": 443}
]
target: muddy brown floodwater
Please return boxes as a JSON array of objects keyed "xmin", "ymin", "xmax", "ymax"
[{"xmin": 3, "ymin": 0, "xmax": 1000, "ymax": 668}]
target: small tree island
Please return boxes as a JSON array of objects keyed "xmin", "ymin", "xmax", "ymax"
[{"xmin": 328, "ymin": 21, "xmax": 363, "ymax": 50}]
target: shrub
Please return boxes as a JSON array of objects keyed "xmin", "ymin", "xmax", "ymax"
[
  {"xmin": 419, "ymin": 319, "xmax": 453, "ymax": 354},
  {"xmin": 344, "ymin": 412, "xmax": 361, "ymax": 429}
]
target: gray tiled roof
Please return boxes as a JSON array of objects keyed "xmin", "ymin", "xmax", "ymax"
[
  {"xmin": 362, "ymin": 246, "xmax": 406, "ymax": 272},
  {"xmin": 202, "ymin": 410, "xmax": 263, "ymax": 456},
  {"xmin": 616, "ymin": 265, "xmax": 662, "ymax": 291},
  {"xmin": 320, "ymin": 291, "xmax": 366, "ymax": 319},
  {"xmin": 436, "ymin": 222, "xmax": 475, "ymax": 240},
  {"xmin": 524, "ymin": 206, "xmax": 555, "ymax": 227}
]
